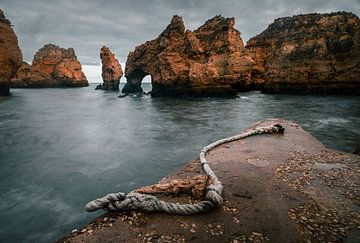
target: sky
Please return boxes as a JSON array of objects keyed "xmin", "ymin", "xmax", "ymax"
[{"xmin": 1, "ymin": 0, "xmax": 360, "ymax": 83}]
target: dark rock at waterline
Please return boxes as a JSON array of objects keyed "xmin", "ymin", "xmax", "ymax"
[
  {"xmin": 151, "ymin": 84, "xmax": 237, "ymax": 98},
  {"xmin": 353, "ymin": 146, "xmax": 360, "ymax": 155},
  {"xmin": 118, "ymin": 93, "xmax": 128, "ymax": 98},
  {"xmin": 0, "ymin": 9, "xmax": 22, "ymax": 95},
  {"xmin": 121, "ymin": 83, "xmax": 143, "ymax": 94}
]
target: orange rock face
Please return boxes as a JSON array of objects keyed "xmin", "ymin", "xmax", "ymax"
[
  {"xmin": 10, "ymin": 62, "xmax": 31, "ymax": 88},
  {"xmin": 246, "ymin": 12, "xmax": 360, "ymax": 94},
  {"xmin": 123, "ymin": 15, "xmax": 255, "ymax": 97},
  {"xmin": 11, "ymin": 44, "xmax": 88, "ymax": 88},
  {"xmin": 0, "ymin": 9, "xmax": 22, "ymax": 95},
  {"xmin": 96, "ymin": 46, "xmax": 123, "ymax": 90}
]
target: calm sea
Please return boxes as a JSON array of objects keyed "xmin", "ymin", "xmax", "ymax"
[{"xmin": 0, "ymin": 83, "xmax": 359, "ymax": 242}]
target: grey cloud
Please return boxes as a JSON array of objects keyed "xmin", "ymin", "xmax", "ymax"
[{"xmin": 0, "ymin": 0, "xmax": 359, "ymax": 65}]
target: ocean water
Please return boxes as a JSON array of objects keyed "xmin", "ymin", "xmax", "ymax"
[{"xmin": 0, "ymin": 83, "xmax": 359, "ymax": 242}]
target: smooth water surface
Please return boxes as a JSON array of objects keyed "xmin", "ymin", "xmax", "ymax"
[{"xmin": 0, "ymin": 84, "xmax": 359, "ymax": 242}]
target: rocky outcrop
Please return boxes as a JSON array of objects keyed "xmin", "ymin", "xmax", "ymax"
[
  {"xmin": 95, "ymin": 46, "xmax": 123, "ymax": 91},
  {"xmin": 11, "ymin": 44, "xmax": 88, "ymax": 88},
  {"xmin": 123, "ymin": 15, "xmax": 255, "ymax": 97},
  {"xmin": 10, "ymin": 62, "xmax": 31, "ymax": 88},
  {"xmin": 0, "ymin": 9, "xmax": 22, "ymax": 95},
  {"xmin": 246, "ymin": 12, "xmax": 360, "ymax": 94}
]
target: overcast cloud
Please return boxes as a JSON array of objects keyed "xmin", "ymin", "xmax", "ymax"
[{"xmin": 1, "ymin": 0, "xmax": 359, "ymax": 82}]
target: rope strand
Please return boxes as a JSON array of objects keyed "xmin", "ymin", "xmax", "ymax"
[{"xmin": 85, "ymin": 123, "xmax": 284, "ymax": 214}]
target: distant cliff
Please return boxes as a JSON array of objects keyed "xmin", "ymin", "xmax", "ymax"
[
  {"xmin": 246, "ymin": 12, "xmax": 360, "ymax": 94},
  {"xmin": 11, "ymin": 44, "xmax": 88, "ymax": 88},
  {"xmin": 123, "ymin": 15, "xmax": 255, "ymax": 97},
  {"xmin": 0, "ymin": 9, "xmax": 22, "ymax": 95},
  {"xmin": 123, "ymin": 12, "xmax": 360, "ymax": 97}
]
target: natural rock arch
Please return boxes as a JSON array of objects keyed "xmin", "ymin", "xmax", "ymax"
[
  {"xmin": 122, "ymin": 15, "xmax": 255, "ymax": 97},
  {"xmin": 122, "ymin": 68, "xmax": 150, "ymax": 93}
]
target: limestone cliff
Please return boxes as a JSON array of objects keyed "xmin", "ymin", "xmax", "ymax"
[
  {"xmin": 123, "ymin": 15, "xmax": 255, "ymax": 97},
  {"xmin": 11, "ymin": 44, "xmax": 88, "ymax": 88},
  {"xmin": 95, "ymin": 46, "xmax": 123, "ymax": 91},
  {"xmin": 246, "ymin": 12, "xmax": 360, "ymax": 94},
  {"xmin": 0, "ymin": 9, "xmax": 22, "ymax": 95}
]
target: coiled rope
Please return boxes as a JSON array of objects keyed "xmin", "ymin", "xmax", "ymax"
[{"xmin": 85, "ymin": 124, "xmax": 284, "ymax": 215}]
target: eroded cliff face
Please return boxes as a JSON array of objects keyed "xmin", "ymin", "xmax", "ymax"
[
  {"xmin": 123, "ymin": 15, "xmax": 255, "ymax": 97},
  {"xmin": 10, "ymin": 62, "xmax": 31, "ymax": 88},
  {"xmin": 0, "ymin": 9, "xmax": 22, "ymax": 95},
  {"xmin": 11, "ymin": 44, "xmax": 88, "ymax": 88},
  {"xmin": 246, "ymin": 12, "xmax": 360, "ymax": 94},
  {"xmin": 96, "ymin": 46, "xmax": 123, "ymax": 91}
]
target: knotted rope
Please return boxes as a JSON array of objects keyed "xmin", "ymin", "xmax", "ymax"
[{"xmin": 86, "ymin": 124, "xmax": 284, "ymax": 215}]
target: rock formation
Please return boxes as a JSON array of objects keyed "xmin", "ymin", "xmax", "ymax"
[
  {"xmin": 246, "ymin": 12, "xmax": 360, "ymax": 94},
  {"xmin": 11, "ymin": 44, "xmax": 88, "ymax": 88},
  {"xmin": 123, "ymin": 15, "xmax": 255, "ymax": 97},
  {"xmin": 95, "ymin": 46, "xmax": 123, "ymax": 91},
  {"xmin": 10, "ymin": 62, "xmax": 31, "ymax": 88},
  {"xmin": 0, "ymin": 9, "xmax": 22, "ymax": 95}
]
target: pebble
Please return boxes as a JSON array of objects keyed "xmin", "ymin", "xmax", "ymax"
[
  {"xmin": 71, "ymin": 229, "xmax": 78, "ymax": 233},
  {"xmin": 251, "ymin": 232, "xmax": 263, "ymax": 237},
  {"xmin": 103, "ymin": 217, "xmax": 108, "ymax": 222},
  {"xmin": 80, "ymin": 228, "xmax": 87, "ymax": 233}
]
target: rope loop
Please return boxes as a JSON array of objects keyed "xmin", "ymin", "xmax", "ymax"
[{"xmin": 85, "ymin": 124, "xmax": 284, "ymax": 215}]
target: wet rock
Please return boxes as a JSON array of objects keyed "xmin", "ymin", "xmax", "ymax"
[
  {"xmin": 0, "ymin": 9, "xmax": 22, "ymax": 95},
  {"xmin": 246, "ymin": 11, "xmax": 360, "ymax": 94},
  {"xmin": 123, "ymin": 15, "xmax": 255, "ymax": 97},
  {"xmin": 97, "ymin": 46, "xmax": 123, "ymax": 91},
  {"xmin": 353, "ymin": 146, "xmax": 360, "ymax": 155},
  {"xmin": 11, "ymin": 44, "xmax": 88, "ymax": 88}
]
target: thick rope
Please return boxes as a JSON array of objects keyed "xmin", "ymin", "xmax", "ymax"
[{"xmin": 85, "ymin": 123, "xmax": 285, "ymax": 215}]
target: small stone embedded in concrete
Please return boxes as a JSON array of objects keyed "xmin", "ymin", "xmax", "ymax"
[{"xmin": 247, "ymin": 158, "xmax": 269, "ymax": 167}]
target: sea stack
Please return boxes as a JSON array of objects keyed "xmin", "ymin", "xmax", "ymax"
[
  {"xmin": 246, "ymin": 11, "xmax": 360, "ymax": 94},
  {"xmin": 123, "ymin": 15, "xmax": 255, "ymax": 97},
  {"xmin": 11, "ymin": 44, "xmax": 88, "ymax": 88},
  {"xmin": 96, "ymin": 46, "xmax": 123, "ymax": 91},
  {"xmin": 0, "ymin": 9, "xmax": 22, "ymax": 95}
]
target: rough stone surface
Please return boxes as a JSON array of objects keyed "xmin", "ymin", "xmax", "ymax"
[
  {"xmin": 123, "ymin": 15, "xmax": 255, "ymax": 97},
  {"xmin": 0, "ymin": 9, "xmax": 22, "ymax": 95},
  {"xmin": 96, "ymin": 46, "xmax": 123, "ymax": 91},
  {"xmin": 10, "ymin": 62, "xmax": 31, "ymax": 88},
  {"xmin": 11, "ymin": 44, "xmax": 88, "ymax": 88},
  {"xmin": 58, "ymin": 119, "xmax": 360, "ymax": 242},
  {"xmin": 246, "ymin": 12, "xmax": 360, "ymax": 94}
]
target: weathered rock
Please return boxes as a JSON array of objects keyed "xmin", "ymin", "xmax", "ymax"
[
  {"xmin": 10, "ymin": 62, "xmax": 31, "ymax": 88},
  {"xmin": 96, "ymin": 46, "xmax": 123, "ymax": 91},
  {"xmin": 123, "ymin": 15, "xmax": 255, "ymax": 97},
  {"xmin": 353, "ymin": 145, "xmax": 360, "ymax": 155},
  {"xmin": 0, "ymin": 9, "xmax": 22, "ymax": 95},
  {"xmin": 246, "ymin": 12, "xmax": 360, "ymax": 94},
  {"xmin": 11, "ymin": 44, "xmax": 88, "ymax": 88}
]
